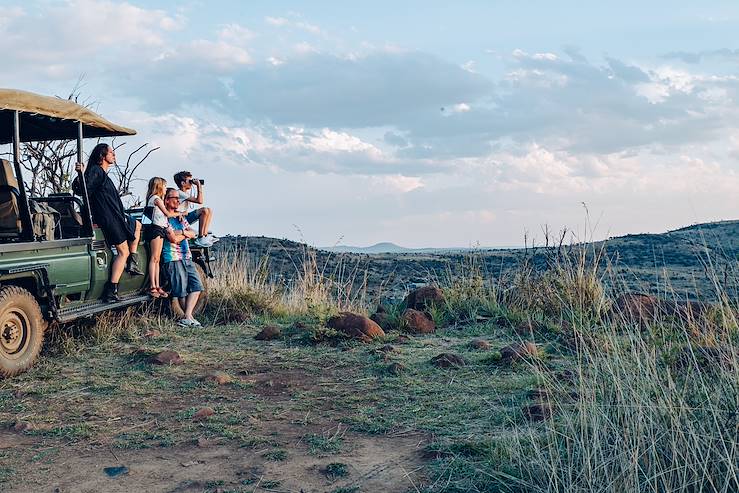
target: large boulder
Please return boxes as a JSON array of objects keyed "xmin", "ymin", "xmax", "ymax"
[
  {"xmin": 401, "ymin": 309, "xmax": 436, "ymax": 334},
  {"xmin": 370, "ymin": 309, "xmax": 394, "ymax": 332},
  {"xmin": 404, "ymin": 286, "xmax": 445, "ymax": 311},
  {"xmin": 327, "ymin": 312, "xmax": 385, "ymax": 343}
]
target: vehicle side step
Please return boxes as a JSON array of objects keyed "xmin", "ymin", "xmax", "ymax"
[{"xmin": 57, "ymin": 294, "xmax": 151, "ymax": 323}]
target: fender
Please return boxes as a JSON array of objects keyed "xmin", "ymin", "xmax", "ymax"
[{"xmin": 0, "ymin": 263, "xmax": 57, "ymax": 320}]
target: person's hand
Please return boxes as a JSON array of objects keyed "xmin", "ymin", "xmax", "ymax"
[
  {"xmin": 191, "ymin": 179, "xmax": 201, "ymax": 187},
  {"xmin": 75, "ymin": 162, "xmax": 84, "ymax": 173}
]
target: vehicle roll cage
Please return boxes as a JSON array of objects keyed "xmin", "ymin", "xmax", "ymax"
[{"xmin": 1, "ymin": 89, "xmax": 137, "ymax": 242}]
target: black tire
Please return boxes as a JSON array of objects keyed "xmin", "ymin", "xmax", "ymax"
[
  {"xmin": 169, "ymin": 262, "xmax": 210, "ymax": 319},
  {"xmin": 0, "ymin": 286, "xmax": 46, "ymax": 377}
]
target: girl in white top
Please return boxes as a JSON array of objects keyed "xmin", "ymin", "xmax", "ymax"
[{"xmin": 144, "ymin": 177, "xmax": 180, "ymax": 298}]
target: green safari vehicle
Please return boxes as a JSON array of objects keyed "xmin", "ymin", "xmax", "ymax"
[{"xmin": 0, "ymin": 89, "xmax": 212, "ymax": 377}]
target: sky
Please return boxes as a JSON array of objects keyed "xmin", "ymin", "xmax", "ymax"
[{"xmin": 2, "ymin": 0, "xmax": 739, "ymax": 248}]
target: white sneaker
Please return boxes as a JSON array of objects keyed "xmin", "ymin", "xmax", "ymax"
[
  {"xmin": 193, "ymin": 237, "xmax": 212, "ymax": 248},
  {"xmin": 206, "ymin": 234, "xmax": 220, "ymax": 244},
  {"xmin": 177, "ymin": 319, "xmax": 191, "ymax": 327},
  {"xmin": 188, "ymin": 318, "xmax": 202, "ymax": 328}
]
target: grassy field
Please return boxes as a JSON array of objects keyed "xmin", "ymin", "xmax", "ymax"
[{"xmin": 0, "ymin": 245, "xmax": 737, "ymax": 492}]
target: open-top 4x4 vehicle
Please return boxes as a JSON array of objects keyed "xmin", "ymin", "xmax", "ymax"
[{"xmin": 0, "ymin": 89, "xmax": 212, "ymax": 377}]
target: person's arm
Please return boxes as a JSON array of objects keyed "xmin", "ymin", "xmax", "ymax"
[
  {"xmin": 185, "ymin": 180, "xmax": 204, "ymax": 205},
  {"xmin": 154, "ymin": 197, "xmax": 181, "ymax": 218},
  {"xmin": 167, "ymin": 227, "xmax": 187, "ymax": 244},
  {"xmin": 72, "ymin": 164, "xmax": 105, "ymax": 196}
]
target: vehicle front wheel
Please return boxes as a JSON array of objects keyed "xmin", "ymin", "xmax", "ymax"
[
  {"xmin": 0, "ymin": 286, "xmax": 46, "ymax": 377},
  {"xmin": 169, "ymin": 262, "xmax": 210, "ymax": 319}
]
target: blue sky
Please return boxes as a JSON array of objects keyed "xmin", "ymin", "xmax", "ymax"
[{"xmin": 3, "ymin": 1, "xmax": 739, "ymax": 247}]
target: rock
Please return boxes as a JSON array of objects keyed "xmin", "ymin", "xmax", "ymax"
[
  {"xmin": 203, "ymin": 372, "xmax": 232, "ymax": 385},
  {"xmin": 103, "ymin": 466, "xmax": 129, "ymax": 477},
  {"xmin": 143, "ymin": 329, "xmax": 161, "ymax": 338},
  {"xmin": 377, "ymin": 344, "xmax": 397, "ymax": 353},
  {"xmin": 193, "ymin": 407, "xmax": 215, "ymax": 420},
  {"xmin": 149, "ymin": 350, "xmax": 183, "ymax": 365},
  {"xmin": 404, "ymin": 286, "xmax": 445, "ymax": 311},
  {"xmin": 401, "ymin": 309, "xmax": 436, "ymax": 334},
  {"xmin": 197, "ymin": 437, "xmax": 215, "ymax": 448},
  {"xmin": 370, "ymin": 311, "xmax": 393, "ymax": 331},
  {"xmin": 326, "ymin": 312, "xmax": 385, "ymax": 342},
  {"xmin": 515, "ymin": 319, "xmax": 547, "ymax": 334},
  {"xmin": 394, "ymin": 335, "xmax": 411, "ymax": 344},
  {"xmin": 523, "ymin": 402, "xmax": 553, "ymax": 421},
  {"xmin": 386, "ymin": 362, "xmax": 406, "ymax": 376},
  {"xmin": 674, "ymin": 345, "xmax": 735, "ymax": 372},
  {"xmin": 615, "ymin": 293, "xmax": 660, "ymax": 321},
  {"xmin": 500, "ymin": 342, "xmax": 540, "ymax": 363},
  {"xmin": 470, "ymin": 339, "xmax": 491, "ymax": 351},
  {"xmin": 254, "ymin": 325, "xmax": 281, "ymax": 341},
  {"xmin": 431, "ymin": 353, "xmax": 467, "ymax": 368},
  {"xmin": 13, "ymin": 421, "xmax": 33, "ymax": 433}
]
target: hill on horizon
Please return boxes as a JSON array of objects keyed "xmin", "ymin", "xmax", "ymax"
[{"xmin": 216, "ymin": 219, "xmax": 739, "ymax": 301}]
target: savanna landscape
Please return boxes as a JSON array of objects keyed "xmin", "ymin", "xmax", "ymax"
[{"xmin": 1, "ymin": 221, "xmax": 737, "ymax": 493}]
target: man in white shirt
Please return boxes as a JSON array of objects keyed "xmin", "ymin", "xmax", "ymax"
[{"xmin": 173, "ymin": 170, "xmax": 217, "ymax": 248}]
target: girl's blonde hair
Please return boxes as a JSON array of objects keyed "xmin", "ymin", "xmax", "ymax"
[{"xmin": 146, "ymin": 177, "xmax": 167, "ymax": 201}]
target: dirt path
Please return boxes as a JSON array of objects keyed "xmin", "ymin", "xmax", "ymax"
[{"xmin": 2, "ymin": 428, "xmax": 427, "ymax": 492}]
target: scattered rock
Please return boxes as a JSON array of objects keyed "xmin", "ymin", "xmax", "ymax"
[
  {"xmin": 431, "ymin": 353, "xmax": 467, "ymax": 369},
  {"xmin": 143, "ymin": 329, "xmax": 161, "ymax": 338},
  {"xmin": 370, "ymin": 311, "xmax": 393, "ymax": 331},
  {"xmin": 196, "ymin": 437, "xmax": 215, "ymax": 448},
  {"xmin": 193, "ymin": 407, "xmax": 215, "ymax": 420},
  {"xmin": 203, "ymin": 372, "xmax": 233, "ymax": 385},
  {"xmin": 377, "ymin": 344, "xmax": 397, "ymax": 353},
  {"xmin": 401, "ymin": 309, "xmax": 436, "ymax": 334},
  {"xmin": 327, "ymin": 312, "xmax": 385, "ymax": 342},
  {"xmin": 386, "ymin": 362, "xmax": 406, "ymax": 376},
  {"xmin": 404, "ymin": 286, "xmax": 445, "ymax": 311},
  {"xmin": 523, "ymin": 402, "xmax": 553, "ymax": 421},
  {"xmin": 674, "ymin": 345, "xmax": 735, "ymax": 372},
  {"xmin": 181, "ymin": 460, "xmax": 202, "ymax": 467},
  {"xmin": 470, "ymin": 339, "xmax": 491, "ymax": 351},
  {"xmin": 500, "ymin": 342, "xmax": 540, "ymax": 363},
  {"xmin": 515, "ymin": 319, "xmax": 547, "ymax": 334},
  {"xmin": 614, "ymin": 293, "xmax": 661, "ymax": 323},
  {"xmin": 394, "ymin": 335, "xmax": 411, "ymax": 344},
  {"xmin": 254, "ymin": 325, "xmax": 281, "ymax": 341},
  {"xmin": 149, "ymin": 350, "xmax": 184, "ymax": 366},
  {"xmin": 13, "ymin": 421, "xmax": 33, "ymax": 433},
  {"xmin": 103, "ymin": 466, "xmax": 129, "ymax": 478}
]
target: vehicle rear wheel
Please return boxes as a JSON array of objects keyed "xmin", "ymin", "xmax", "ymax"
[
  {"xmin": 169, "ymin": 262, "xmax": 210, "ymax": 319},
  {"xmin": 0, "ymin": 286, "xmax": 46, "ymax": 377}
]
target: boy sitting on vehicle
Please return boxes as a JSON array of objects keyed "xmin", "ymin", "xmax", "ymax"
[{"xmin": 173, "ymin": 171, "xmax": 217, "ymax": 247}]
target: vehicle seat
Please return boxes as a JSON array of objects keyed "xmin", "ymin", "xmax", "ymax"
[{"xmin": 0, "ymin": 159, "xmax": 20, "ymax": 240}]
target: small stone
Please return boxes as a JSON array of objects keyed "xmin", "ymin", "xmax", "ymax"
[
  {"xmin": 386, "ymin": 362, "xmax": 406, "ymax": 376},
  {"xmin": 197, "ymin": 437, "xmax": 214, "ymax": 448},
  {"xmin": 193, "ymin": 407, "xmax": 215, "ymax": 420},
  {"xmin": 377, "ymin": 344, "xmax": 397, "ymax": 353},
  {"xmin": 395, "ymin": 335, "xmax": 411, "ymax": 344},
  {"xmin": 143, "ymin": 329, "xmax": 161, "ymax": 338},
  {"xmin": 150, "ymin": 350, "xmax": 184, "ymax": 365},
  {"xmin": 500, "ymin": 342, "xmax": 540, "ymax": 363},
  {"xmin": 431, "ymin": 353, "xmax": 467, "ymax": 368},
  {"xmin": 523, "ymin": 402, "xmax": 553, "ymax": 421},
  {"xmin": 255, "ymin": 325, "xmax": 281, "ymax": 341},
  {"xmin": 13, "ymin": 421, "xmax": 33, "ymax": 433},
  {"xmin": 470, "ymin": 339, "xmax": 491, "ymax": 351},
  {"xmin": 203, "ymin": 372, "xmax": 233, "ymax": 385}
]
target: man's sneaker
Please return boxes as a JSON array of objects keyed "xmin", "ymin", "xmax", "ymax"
[
  {"xmin": 193, "ymin": 237, "xmax": 213, "ymax": 248},
  {"xmin": 206, "ymin": 234, "xmax": 219, "ymax": 244},
  {"xmin": 177, "ymin": 319, "xmax": 192, "ymax": 327},
  {"xmin": 187, "ymin": 318, "xmax": 202, "ymax": 328}
]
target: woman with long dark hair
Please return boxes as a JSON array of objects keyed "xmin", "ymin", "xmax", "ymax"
[{"xmin": 73, "ymin": 143, "xmax": 143, "ymax": 302}]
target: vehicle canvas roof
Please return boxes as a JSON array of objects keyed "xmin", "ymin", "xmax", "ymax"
[{"xmin": 0, "ymin": 88, "xmax": 136, "ymax": 144}]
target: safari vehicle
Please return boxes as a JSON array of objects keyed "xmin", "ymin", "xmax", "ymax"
[{"xmin": 0, "ymin": 89, "xmax": 212, "ymax": 377}]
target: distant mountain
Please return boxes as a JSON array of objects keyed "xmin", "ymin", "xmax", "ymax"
[
  {"xmin": 320, "ymin": 242, "xmax": 521, "ymax": 254},
  {"xmin": 321, "ymin": 242, "xmax": 411, "ymax": 254}
]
